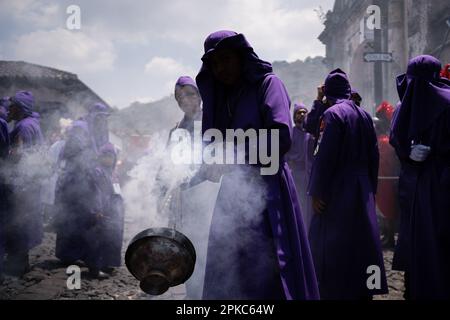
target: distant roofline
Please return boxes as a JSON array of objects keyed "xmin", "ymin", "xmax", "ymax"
[
  {"xmin": 0, "ymin": 60, "xmax": 110, "ymax": 108},
  {"xmin": 0, "ymin": 60, "xmax": 78, "ymax": 79}
]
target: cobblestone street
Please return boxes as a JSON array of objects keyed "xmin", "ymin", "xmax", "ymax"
[{"xmin": 1, "ymin": 230, "xmax": 405, "ymax": 300}]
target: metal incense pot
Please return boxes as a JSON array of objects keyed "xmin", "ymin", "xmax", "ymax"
[{"xmin": 125, "ymin": 227, "xmax": 196, "ymax": 295}]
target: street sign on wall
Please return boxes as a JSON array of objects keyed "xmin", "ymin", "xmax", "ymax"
[{"xmin": 364, "ymin": 52, "xmax": 393, "ymax": 62}]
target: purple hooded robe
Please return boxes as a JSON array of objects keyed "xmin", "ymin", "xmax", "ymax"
[
  {"xmin": 196, "ymin": 30, "xmax": 319, "ymax": 300},
  {"xmin": 88, "ymin": 143, "xmax": 124, "ymax": 268},
  {"xmin": 0, "ymin": 97, "xmax": 10, "ymax": 276},
  {"xmin": 55, "ymin": 120, "xmax": 100, "ymax": 265},
  {"xmin": 5, "ymin": 91, "xmax": 44, "ymax": 255},
  {"xmin": 285, "ymin": 104, "xmax": 315, "ymax": 232},
  {"xmin": 390, "ymin": 55, "xmax": 450, "ymax": 299},
  {"xmin": 308, "ymin": 69, "xmax": 388, "ymax": 299}
]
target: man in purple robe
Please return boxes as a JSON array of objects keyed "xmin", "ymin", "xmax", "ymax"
[
  {"xmin": 169, "ymin": 76, "xmax": 202, "ymax": 141},
  {"xmin": 308, "ymin": 69, "xmax": 388, "ymax": 300},
  {"xmin": 286, "ymin": 103, "xmax": 315, "ymax": 233},
  {"xmin": 54, "ymin": 120, "xmax": 109, "ymax": 278},
  {"xmin": 4, "ymin": 91, "xmax": 44, "ymax": 276},
  {"xmin": 390, "ymin": 55, "xmax": 450, "ymax": 299},
  {"xmin": 195, "ymin": 30, "xmax": 319, "ymax": 300},
  {"xmin": 0, "ymin": 97, "xmax": 11, "ymax": 283},
  {"xmin": 157, "ymin": 76, "xmax": 203, "ymax": 220},
  {"xmin": 55, "ymin": 121, "xmax": 92, "ymax": 264}
]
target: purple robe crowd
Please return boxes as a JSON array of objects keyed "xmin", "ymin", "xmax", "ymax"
[
  {"xmin": 1, "ymin": 30, "xmax": 449, "ymax": 302},
  {"xmin": 0, "ymin": 91, "xmax": 44, "ymax": 276},
  {"xmin": 0, "ymin": 92, "xmax": 124, "ymax": 279},
  {"xmin": 55, "ymin": 105, "xmax": 124, "ymax": 275}
]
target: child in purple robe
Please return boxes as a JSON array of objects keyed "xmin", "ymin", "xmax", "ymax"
[
  {"xmin": 390, "ymin": 55, "xmax": 450, "ymax": 299},
  {"xmin": 90, "ymin": 143, "xmax": 124, "ymax": 274},
  {"xmin": 195, "ymin": 30, "xmax": 319, "ymax": 300},
  {"xmin": 308, "ymin": 69, "xmax": 388, "ymax": 300}
]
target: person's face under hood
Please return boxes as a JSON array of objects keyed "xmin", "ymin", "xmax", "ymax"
[
  {"xmin": 209, "ymin": 48, "xmax": 243, "ymax": 87},
  {"xmin": 93, "ymin": 113, "xmax": 109, "ymax": 133},
  {"xmin": 294, "ymin": 109, "xmax": 308, "ymax": 127},
  {"xmin": 99, "ymin": 152, "xmax": 116, "ymax": 170},
  {"xmin": 175, "ymin": 85, "xmax": 202, "ymax": 118},
  {"xmin": 7, "ymin": 104, "xmax": 22, "ymax": 122}
]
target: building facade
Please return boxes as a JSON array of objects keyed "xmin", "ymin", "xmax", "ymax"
[{"xmin": 319, "ymin": 0, "xmax": 450, "ymax": 113}]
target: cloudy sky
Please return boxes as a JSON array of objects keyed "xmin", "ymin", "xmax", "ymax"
[{"xmin": 0, "ymin": 0, "xmax": 334, "ymax": 108}]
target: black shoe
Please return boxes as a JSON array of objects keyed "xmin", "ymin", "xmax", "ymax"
[
  {"xmin": 0, "ymin": 273, "xmax": 4, "ymax": 285},
  {"xmin": 5, "ymin": 253, "xmax": 30, "ymax": 277}
]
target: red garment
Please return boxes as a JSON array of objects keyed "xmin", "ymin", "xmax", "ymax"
[
  {"xmin": 441, "ymin": 64, "xmax": 450, "ymax": 80},
  {"xmin": 376, "ymin": 134, "xmax": 400, "ymax": 220},
  {"xmin": 376, "ymin": 101, "xmax": 394, "ymax": 121}
]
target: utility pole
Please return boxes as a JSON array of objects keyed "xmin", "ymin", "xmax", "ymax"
[{"xmin": 373, "ymin": 0, "xmax": 385, "ymax": 110}]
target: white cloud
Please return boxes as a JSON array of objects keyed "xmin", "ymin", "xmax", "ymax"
[
  {"xmin": 145, "ymin": 57, "xmax": 194, "ymax": 76},
  {"xmin": 0, "ymin": 0, "xmax": 61, "ymax": 29},
  {"xmin": 0, "ymin": 0, "xmax": 335, "ymax": 108},
  {"xmin": 144, "ymin": 56, "xmax": 197, "ymax": 93},
  {"xmin": 61, "ymin": 0, "xmax": 331, "ymax": 60},
  {"xmin": 12, "ymin": 28, "xmax": 116, "ymax": 73},
  {"xmin": 115, "ymin": 0, "xmax": 331, "ymax": 61}
]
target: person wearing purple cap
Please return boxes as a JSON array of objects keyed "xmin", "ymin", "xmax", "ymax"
[
  {"xmin": 4, "ymin": 91, "xmax": 44, "ymax": 276},
  {"xmin": 170, "ymin": 76, "xmax": 202, "ymax": 138},
  {"xmin": 195, "ymin": 30, "xmax": 319, "ymax": 300},
  {"xmin": 285, "ymin": 103, "xmax": 315, "ymax": 233},
  {"xmin": 308, "ymin": 69, "xmax": 387, "ymax": 299},
  {"xmin": 0, "ymin": 97, "xmax": 11, "ymax": 282},
  {"xmin": 390, "ymin": 55, "xmax": 450, "ymax": 299},
  {"xmin": 156, "ymin": 76, "xmax": 202, "ymax": 221}
]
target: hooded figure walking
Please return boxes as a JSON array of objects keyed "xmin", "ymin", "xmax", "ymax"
[
  {"xmin": 286, "ymin": 103, "xmax": 315, "ymax": 233},
  {"xmin": 0, "ymin": 97, "xmax": 11, "ymax": 283},
  {"xmin": 89, "ymin": 143, "xmax": 124, "ymax": 273},
  {"xmin": 308, "ymin": 69, "xmax": 388, "ymax": 300},
  {"xmin": 390, "ymin": 55, "xmax": 450, "ymax": 300},
  {"xmin": 195, "ymin": 30, "xmax": 319, "ymax": 300},
  {"xmin": 4, "ymin": 91, "xmax": 44, "ymax": 276},
  {"xmin": 55, "ymin": 104, "xmax": 112, "ymax": 279}
]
